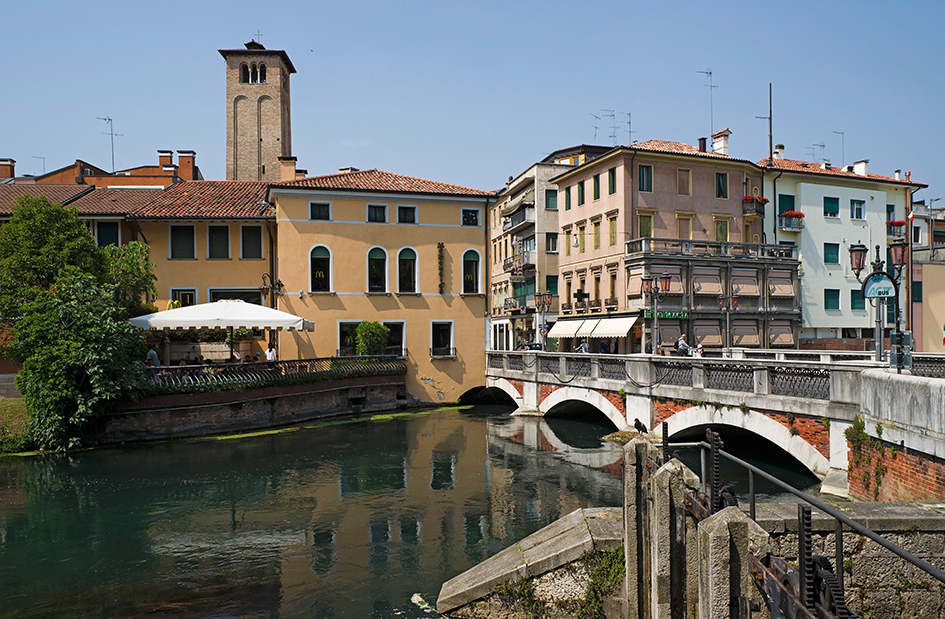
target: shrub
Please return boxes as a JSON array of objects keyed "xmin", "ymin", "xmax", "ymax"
[{"xmin": 355, "ymin": 321, "xmax": 389, "ymax": 356}]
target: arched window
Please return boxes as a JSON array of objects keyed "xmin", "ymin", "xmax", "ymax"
[
  {"xmin": 311, "ymin": 246, "xmax": 331, "ymax": 291},
  {"xmin": 250, "ymin": 64, "xmax": 258, "ymax": 84},
  {"xmin": 259, "ymin": 64, "xmax": 266, "ymax": 83},
  {"xmin": 368, "ymin": 247, "xmax": 387, "ymax": 293},
  {"xmin": 398, "ymin": 248, "xmax": 417, "ymax": 293},
  {"xmin": 463, "ymin": 250, "xmax": 480, "ymax": 294},
  {"xmin": 240, "ymin": 63, "xmax": 249, "ymax": 83}
]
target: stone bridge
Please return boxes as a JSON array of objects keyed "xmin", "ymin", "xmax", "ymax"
[{"xmin": 485, "ymin": 350, "xmax": 945, "ymax": 501}]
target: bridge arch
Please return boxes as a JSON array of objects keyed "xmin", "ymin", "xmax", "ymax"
[
  {"xmin": 540, "ymin": 386, "xmax": 628, "ymax": 431},
  {"xmin": 664, "ymin": 405, "xmax": 830, "ymax": 479},
  {"xmin": 483, "ymin": 378, "xmax": 524, "ymax": 408}
]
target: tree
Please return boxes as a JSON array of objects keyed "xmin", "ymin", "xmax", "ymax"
[
  {"xmin": 355, "ymin": 321, "xmax": 389, "ymax": 356},
  {"xmin": 0, "ymin": 195, "xmax": 106, "ymax": 318},
  {"xmin": 6, "ymin": 273, "xmax": 148, "ymax": 450},
  {"xmin": 102, "ymin": 241, "xmax": 157, "ymax": 316}
]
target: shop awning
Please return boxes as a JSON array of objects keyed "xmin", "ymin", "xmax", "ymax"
[
  {"xmin": 547, "ymin": 320, "xmax": 584, "ymax": 338},
  {"xmin": 576, "ymin": 319, "xmax": 600, "ymax": 337},
  {"xmin": 590, "ymin": 316, "xmax": 639, "ymax": 338}
]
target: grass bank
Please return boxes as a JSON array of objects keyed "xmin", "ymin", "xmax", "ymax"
[{"xmin": 0, "ymin": 398, "xmax": 29, "ymax": 452}]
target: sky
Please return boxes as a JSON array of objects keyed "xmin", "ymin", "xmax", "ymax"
[{"xmin": 4, "ymin": 1, "xmax": 944, "ymax": 199}]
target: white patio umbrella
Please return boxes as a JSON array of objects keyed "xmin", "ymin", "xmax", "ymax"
[{"xmin": 129, "ymin": 299, "xmax": 314, "ymax": 359}]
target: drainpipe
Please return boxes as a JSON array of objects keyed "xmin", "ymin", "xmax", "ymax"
[{"xmin": 484, "ymin": 196, "xmax": 494, "ymax": 350}]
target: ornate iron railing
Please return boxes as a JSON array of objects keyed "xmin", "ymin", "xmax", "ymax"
[
  {"xmin": 508, "ymin": 354, "xmax": 524, "ymax": 372},
  {"xmin": 539, "ymin": 356, "xmax": 559, "ymax": 374},
  {"xmin": 567, "ymin": 357, "xmax": 591, "ymax": 378},
  {"xmin": 654, "ymin": 361, "xmax": 692, "ymax": 386},
  {"xmin": 600, "ymin": 358, "xmax": 625, "ymax": 380},
  {"xmin": 911, "ymin": 356, "xmax": 945, "ymax": 379},
  {"xmin": 771, "ymin": 366, "xmax": 830, "ymax": 400},
  {"xmin": 144, "ymin": 356, "xmax": 406, "ymax": 395},
  {"xmin": 705, "ymin": 364, "xmax": 754, "ymax": 392},
  {"xmin": 489, "ymin": 354, "xmax": 505, "ymax": 370},
  {"xmin": 625, "ymin": 237, "xmax": 797, "ymax": 260}
]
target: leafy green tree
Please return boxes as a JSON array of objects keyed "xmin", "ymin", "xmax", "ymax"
[
  {"xmin": 0, "ymin": 195, "xmax": 106, "ymax": 318},
  {"xmin": 6, "ymin": 273, "xmax": 148, "ymax": 450},
  {"xmin": 102, "ymin": 241, "xmax": 157, "ymax": 317},
  {"xmin": 355, "ymin": 321, "xmax": 389, "ymax": 355}
]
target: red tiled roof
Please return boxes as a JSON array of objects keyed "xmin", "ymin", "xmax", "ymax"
[
  {"xmin": 757, "ymin": 157, "xmax": 925, "ymax": 186},
  {"xmin": 272, "ymin": 169, "xmax": 495, "ymax": 197},
  {"xmin": 631, "ymin": 139, "xmax": 740, "ymax": 161},
  {"xmin": 130, "ymin": 181, "xmax": 271, "ymax": 219},
  {"xmin": 70, "ymin": 188, "xmax": 161, "ymax": 215},
  {"xmin": 0, "ymin": 184, "xmax": 93, "ymax": 216}
]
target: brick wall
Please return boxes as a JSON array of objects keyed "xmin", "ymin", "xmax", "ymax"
[
  {"xmin": 760, "ymin": 409, "xmax": 830, "ymax": 460},
  {"xmin": 653, "ymin": 398, "xmax": 690, "ymax": 426},
  {"xmin": 506, "ymin": 379, "xmax": 523, "ymax": 397},
  {"xmin": 848, "ymin": 434, "xmax": 945, "ymax": 502}
]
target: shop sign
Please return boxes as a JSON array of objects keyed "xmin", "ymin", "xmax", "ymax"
[{"xmin": 643, "ymin": 310, "xmax": 689, "ymax": 319}]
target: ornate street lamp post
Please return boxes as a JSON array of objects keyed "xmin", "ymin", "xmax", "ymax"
[
  {"xmin": 535, "ymin": 291, "xmax": 555, "ymax": 351},
  {"xmin": 717, "ymin": 293, "xmax": 738, "ymax": 349},
  {"xmin": 849, "ymin": 241, "xmax": 909, "ymax": 371},
  {"xmin": 642, "ymin": 271, "xmax": 672, "ymax": 353}
]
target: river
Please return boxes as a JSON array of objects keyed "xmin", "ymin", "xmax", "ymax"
[{"xmin": 0, "ymin": 404, "xmax": 819, "ymax": 618}]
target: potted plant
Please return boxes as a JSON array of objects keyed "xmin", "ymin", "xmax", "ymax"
[{"xmin": 887, "ymin": 219, "xmax": 907, "ymax": 236}]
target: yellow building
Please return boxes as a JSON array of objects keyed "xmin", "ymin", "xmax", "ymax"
[{"xmin": 267, "ymin": 168, "xmax": 495, "ymax": 402}]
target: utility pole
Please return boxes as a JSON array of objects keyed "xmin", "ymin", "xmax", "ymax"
[{"xmin": 697, "ymin": 69, "xmax": 718, "ymax": 139}]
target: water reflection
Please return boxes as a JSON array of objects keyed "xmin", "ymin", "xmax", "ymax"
[{"xmin": 0, "ymin": 405, "xmax": 624, "ymax": 618}]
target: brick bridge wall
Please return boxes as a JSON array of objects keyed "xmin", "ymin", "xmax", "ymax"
[{"xmin": 848, "ymin": 432, "xmax": 945, "ymax": 501}]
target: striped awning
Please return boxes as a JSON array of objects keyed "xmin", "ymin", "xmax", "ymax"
[
  {"xmin": 590, "ymin": 316, "xmax": 639, "ymax": 338},
  {"xmin": 547, "ymin": 319, "xmax": 584, "ymax": 338}
]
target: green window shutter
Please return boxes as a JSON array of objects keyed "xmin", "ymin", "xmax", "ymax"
[
  {"xmin": 887, "ymin": 203, "xmax": 896, "ymax": 222},
  {"xmin": 824, "ymin": 197, "xmax": 839, "ymax": 216},
  {"xmin": 565, "ymin": 187, "xmax": 571, "ymax": 210},
  {"xmin": 824, "ymin": 243, "xmax": 839, "ymax": 264},
  {"xmin": 577, "ymin": 181, "xmax": 585, "ymax": 205},
  {"xmin": 593, "ymin": 174, "xmax": 600, "ymax": 200},
  {"xmin": 608, "ymin": 167, "xmax": 616, "ymax": 194},
  {"xmin": 851, "ymin": 289, "xmax": 865, "ymax": 311},
  {"xmin": 546, "ymin": 275, "xmax": 558, "ymax": 295},
  {"xmin": 913, "ymin": 281, "xmax": 923, "ymax": 303},
  {"xmin": 778, "ymin": 194, "xmax": 795, "ymax": 216},
  {"xmin": 824, "ymin": 289, "xmax": 840, "ymax": 310},
  {"xmin": 545, "ymin": 191, "xmax": 557, "ymax": 210}
]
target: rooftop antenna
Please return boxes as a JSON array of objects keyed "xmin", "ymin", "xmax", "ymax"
[
  {"xmin": 618, "ymin": 111, "xmax": 636, "ymax": 145},
  {"xmin": 97, "ymin": 116, "xmax": 122, "ymax": 173},
  {"xmin": 805, "ymin": 145, "xmax": 817, "ymax": 161},
  {"xmin": 833, "ymin": 130, "xmax": 845, "ymax": 168},
  {"xmin": 755, "ymin": 83, "xmax": 773, "ymax": 165},
  {"xmin": 814, "ymin": 142, "xmax": 825, "ymax": 163},
  {"xmin": 31, "ymin": 156, "xmax": 45, "ymax": 175},
  {"xmin": 601, "ymin": 109, "xmax": 616, "ymax": 145},
  {"xmin": 697, "ymin": 69, "xmax": 718, "ymax": 139},
  {"xmin": 589, "ymin": 112, "xmax": 600, "ymax": 142}
]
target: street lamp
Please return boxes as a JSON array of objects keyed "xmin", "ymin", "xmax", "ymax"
[
  {"xmin": 535, "ymin": 291, "xmax": 555, "ymax": 350},
  {"xmin": 642, "ymin": 271, "xmax": 672, "ymax": 353},
  {"xmin": 717, "ymin": 293, "xmax": 738, "ymax": 349},
  {"xmin": 849, "ymin": 242, "xmax": 909, "ymax": 371}
]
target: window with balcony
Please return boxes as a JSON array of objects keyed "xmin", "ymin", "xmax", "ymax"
[
  {"xmin": 887, "ymin": 203, "xmax": 896, "ymax": 222},
  {"xmin": 578, "ymin": 226, "xmax": 585, "ymax": 253},
  {"xmin": 522, "ymin": 235, "xmax": 536, "ymax": 252},
  {"xmin": 824, "ymin": 197, "xmax": 839, "ymax": 217},
  {"xmin": 715, "ymin": 172, "xmax": 728, "ymax": 199},
  {"xmin": 608, "ymin": 167, "xmax": 617, "ymax": 195},
  {"xmin": 850, "ymin": 199, "xmax": 864, "ymax": 220},
  {"xmin": 778, "ymin": 194, "xmax": 795, "ymax": 216},
  {"xmin": 715, "ymin": 219, "xmax": 729, "ymax": 243},
  {"xmin": 639, "ymin": 213, "xmax": 653, "ymax": 238},
  {"xmin": 638, "ymin": 165, "xmax": 653, "ymax": 192}
]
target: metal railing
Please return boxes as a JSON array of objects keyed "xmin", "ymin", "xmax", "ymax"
[
  {"xmin": 144, "ymin": 356, "xmax": 407, "ymax": 394},
  {"xmin": 625, "ymin": 237, "xmax": 798, "ymax": 260}
]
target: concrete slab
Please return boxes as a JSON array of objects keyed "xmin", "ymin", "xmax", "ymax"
[
  {"xmin": 523, "ymin": 521, "xmax": 594, "ymax": 577},
  {"xmin": 585, "ymin": 507, "xmax": 623, "ymax": 548},
  {"xmin": 437, "ymin": 543, "xmax": 527, "ymax": 613}
]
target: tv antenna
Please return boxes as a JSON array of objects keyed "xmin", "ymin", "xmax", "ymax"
[
  {"xmin": 620, "ymin": 111, "xmax": 636, "ymax": 145},
  {"xmin": 755, "ymin": 83, "xmax": 773, "ymax": 165},
  {"xmin": 590, "ymin": 113, "xmax": 600, "ymax": 142},
  {"xmin": 697, "ymin": 69, "xmax": 718, "ymax": 139},
  {"xmin": 833, "ymin": 130, "xmax": 845, "ymax": 168},
  {"xmin": 97, "ymin": 116, "xmax": 123, "ymax": 173},
  {"xmin": 601, "ymin": 109, "xmax": 616, "ymax": 145},
  {"xmin": 31, "ymin": 156, "xmax": 45, "ymax": 175}
]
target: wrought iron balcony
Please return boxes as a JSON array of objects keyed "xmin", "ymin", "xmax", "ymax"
[
  {"xmin": 588, "ymin": 299, "xmax": 602, "ymax": 310},
  {"xmin": 561, "ymin": 302, "xmax": 573, "ymax": 313},
  {"xmin": 742, "ymin": 200, "xmax": 766, "ymax": 217},
  {"xmin": 777, "ymin": 216, "xmax": 805, "ymax": 231},
  {"xmin": 604, "ymin": 297, "xmax": 618, "ymax": 309},
  {"xmin": 625, "ymin": 237, "xmax": 798, "ymax": 260}
]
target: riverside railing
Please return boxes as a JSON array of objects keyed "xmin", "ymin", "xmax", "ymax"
[{"xmin": 143, "ymin": 356, "xmax": 407, "ymax": 395}]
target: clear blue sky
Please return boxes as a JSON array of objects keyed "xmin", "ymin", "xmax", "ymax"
[{"xmin": 4, "ymin": 0, "xmax": 943, "ymax": 198}]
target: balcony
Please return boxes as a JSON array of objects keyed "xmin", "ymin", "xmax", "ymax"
[
  {"xmin": 561, "ymin": 302, "xmax": 573, "ymax": 313},
  {"xmin": 503, "ymin": 251, "xmax": 536, "ymax": 273},
  {"xmin": 887, "ymin": 222, "xmax": 906, "ymax": 238},
  {"xmin": 503, "ymin": 297, "xmax": 519, "ymax": 310},
  {"xmin": 604, "ymin": 297, "xmax": 618, "ymax": 310},
  {"xmin": 742, "ymin": 199, "xmax": 766, "ymax": 217},
  {"xmin": 625, "ymin": 237, "xmax": 798, "ymax": 260},
  {"xmin": 574, "ymin": 301, "xmax": 587, "ymax": 312},
  {"xmin": 588, "ymin": 299, "xmax": 602, "ymax": 311},
  {"xmin": 777, "ymin": 215, "xmax": 805, "ymax": 232},
  {"xmin": 502, "ymin": 207, "xmax": 536, "ymax": 234}
]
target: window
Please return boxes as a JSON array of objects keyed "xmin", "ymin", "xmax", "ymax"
[
  {"xmin": 593, "ymin": 221, "xmax": 601, "ymax": 249},
  {"xmin": 546, "ymin": 232, "xmax": 558, "ymax": 253},
  {"xmin": 311, "ymin": 246, "xmax": 331, "ymax": 291},
  {"xmin": 339, "ymin": 322, "xmax": 359, "ymax": 356},
  {"xmin": 461, "ymin": 208, "xmax": 479, "ymax": 226},
  {"xmin": 545, "ymin": 190, "xmax": 557, "ymax": 210},
  {"xmin": 96, "ymin": 221, "xmax": 119, "ymax": 247},
  {"xmin": 824, "ymin": 243, "xmax": 840, "ymax": 264},
  {"xmin": 522, "ymin": 235, "xmax": 536, "ymax": 252},
  {"xmin": 778, "ymin": 194, "xmax": 795, "ymax": 216},
  {"xmin": 610, "ymin": 271, "xmax": 617, "ymax": 298},
  {"xmin": 578, "ymin": 226, "xmax": 586, "ymax": 253},
  {"xmin": 850, "ymin": 199, "xmax": 864, "ymax": 220},
  {"xmin": 577, "ymin": 181, "xmax": 585, "ymax": 205},
  {"xmin": 398, "ymin": 248, "xmax": 417, "ymax": 293},
  {"xmin": 169, "ymin": 225, "xmax": 195, "ymax": 259},
  {"xmin": 638, "ymin": 165, "xmax": 653, "ymax": 192},
  {"xmin": 887, "ymin": 203, "xmax": 896, "ymax": 222},
  {"xmin": 608, "ymin": 167, "xmax": 617, "ymax": 195},
  {"xmin": 209, "ymin": 288, "xmax": 262, "ymax": 304},
  {"xmin": 594, "ymin": 274, "xmax": 601, "ymax": 300},
  {"xmin": 824, "ymin": 197, "xmax": 840, "ymax": 217},
  {"xmin": 310, "ymin": 202, "xmax": 330, "ymax": 220},
  {"xmin": 608, "ymin": 217, "xmax": 617, "ymax": 246},
  {"xmin": 368, "ymin": 204, "xmax": 387, "ymax": 223},
  {"xmin": 207, "ymin": 225, "xmax": 230, "ymax": 259},
  {"xmin": 241, "ymin": 225, "xmax": 263, "ymax": 259},
  {"xmin": 824, "ymin": 289, "xmax": 840, "ymax": 310},
  {"xmin": 715, "ymin": 172, "xmax": 728, "ymax": 199},
  {"xmin": 677, "ymin": 216, "xmax": 692, "ymax": 240},
  {"xmin": 171, "ymin": 288, "xmax": 196, "ymax": 307},
  {"xmin": 240, "ymin": 63, "xmax": 249, "ymax": 83},
  {"xmin": 715, "ymin": 219, "xmax": 729, "ymax": 242},
  {"xmin": 564, "ymin": 187, "xmax": 571, "ymax": 210},
  {"xmin": 565, "ymin": 231, "xmax": 572, "ymax": 256},
  {"xmin": 593, "ymin": 174, "xmax": 600, "ymax": 200},
  {"xmin": 851, "ymin": 289, "xmax": 865, "ymax": 311},
  {"xmin": 546, "ymin": 275, "xmax": 558, "ymax": 295},
  {"xmin": 914, "ymin": 226, "xmax": 922, "ymax": 244},
  {"xmin": 431, "ymin": 322, "xmax": 454, "ymax": 357},
  {"xmin": 639, "ymin": 213, "xmax": 653, "ymax": 238},
  {"xmin": 383, "ymin": 321, "xmax": 405, "ymax": 357},
  {"xmin": 463, "ymin": 250, "xmax": 480, "ymax": 294},
  {"xmin": 259, "ymin": 64, "xmax": 266, "ymax": 83},
  {"xmin": 368, "ymin": 248, "xmax": 387, "ymax": 292},
  {"xmin": 398, "ymin": 206, "xmax": 416, "ymax": 224},
  {"xmin": 677, "ymin": 169, "xmax": 691, "ymax": 196},
  {"xmin": 913, "ymin": 281, "xmax": 923, "ymax": 303}
]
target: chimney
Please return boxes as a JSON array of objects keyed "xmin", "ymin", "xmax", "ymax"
[
  {"xmin": 0, "ymin": 158, "xmax": 14, "ymax": 178},
  {"xmin": 853, "ymin": 159, "xmax": 869, "ymax": 176},
  {"xmin": 177, "ymin": 150, "xmax": 196, "ymax": 181},
  {"xmin": 711, "ymin": 128, "xmax": 731, "ymax": 155},
  {"xmin": 338, "ymin": 167, "xmax": 360, "ymax": 174},
  {"xmin": 698, "ymin": 137, "xmax": 707, "ymax": 152},
  {"xmin": 895, "ymin": 169, "xmax": 901, "ymax": 181},
  {"xmin": 773, "ymin": 144, "xmax": 785, "ymax": 160},
  {"xmin": 158, "ymin": 150, "xmax": 173, "ymax": 167},
  {"xmin": 295, "ymin": 169, "xmax": 307, "ymax": 180},
  {"xmin": 906, "ymin": 171, "xmax": 912, "ymax": 182},
  {"xmin": 821, "ymin": 162, "xmax": 832, "ymax": 170},
  {"xmin": 278, "ymin": 156, "xmax": 298, "ymax": 182}
]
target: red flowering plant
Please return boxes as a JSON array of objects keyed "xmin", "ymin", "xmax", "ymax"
[
  {"xmin": 887, "ymin": 219, "xmax": 907, "ymax": 227},
  {"xmin": 781, "ymin": 210, "xmax": 805, "ymax": 219},
  {"xmin": 743, "ymin": 195, "xmax": 770, "ymax": 204}
]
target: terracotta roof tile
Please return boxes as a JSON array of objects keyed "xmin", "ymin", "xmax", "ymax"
[
  {"xmin": 70, "ymin": 188, "xmax": 161, "ymax": 215},
  {"xmin": 631, "ymin": 139, "xmax": 740, "ymax": 160},
  {"xmin": 273, "ymin": 169, "xmax": 495, "ymax": 197},
  {"xmin": 131, "ymin": 181, "xmax": 271, "ymax": 219},
  {"xmin": 0, "ymin": 185, "xmax": 93, "ymax": 216},
  {"xmin": 758, "ymin": 158, "xmax": 925, "ymax": 187}
]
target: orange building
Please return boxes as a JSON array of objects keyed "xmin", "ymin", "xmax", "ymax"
[{"xmin": 2, "ymin": 150, "xmax": 201, "ymax": 189}]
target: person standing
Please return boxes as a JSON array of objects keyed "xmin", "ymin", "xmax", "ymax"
[
  {"xmin": 146, "ymin": 344, "xmax": 161, "ymax": 368},
  {"xmin": 266, "ymin": 345, "xmax": 277, "ymax": 362}
]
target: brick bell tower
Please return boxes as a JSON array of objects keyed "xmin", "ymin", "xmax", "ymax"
[{"xmin": 219, "ymin": 40, "xmax": 296, "ymax": 181}]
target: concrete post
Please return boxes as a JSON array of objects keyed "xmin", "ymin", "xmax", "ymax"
[
  {"xmin": 650, "ymin": 458, "xmax": 702, "ymax": 618},
  {"xmin": 623, "ymin": 437, "xmax": 660, "ymax": 619},
  {"xmin": 754, "ymin": 368, "xmax": 769, "ymax": 395},
  {"xmin": 697, "ymin": 506, "xmax": 772, "ymax": 619},
  {"xmin": 692, "ymin": 364, "xmax": 706, "ymax": 389}
]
